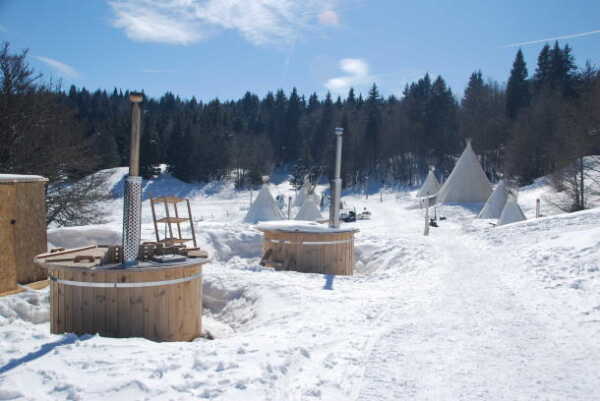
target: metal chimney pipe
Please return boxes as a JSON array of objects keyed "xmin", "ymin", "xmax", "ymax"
[
  {"xmin": 329, "ymin": 127, "xmax": 343, "ymax": 229},
  {"xmin": 122, "ymin": 93, "xmax": 144, "ymax": 266}
]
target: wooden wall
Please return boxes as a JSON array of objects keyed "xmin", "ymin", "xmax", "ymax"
[
  {"xmin": 0, "ymin": 181, "xmax": 47, "ymax": 293},
  {"xmin": 15, "ymin": 182, "xmax": 48, "ymax": 284},
  {"xmin": 0, "ymin": 184, "xmax": 17, "ymax": 293},
  {"xmin": 49, "ymin": 263, "xmax": 203, "ymax": 342},
  {"xmin": 262, "ymin": 230, "xmax": 355, "ymax": 276}
]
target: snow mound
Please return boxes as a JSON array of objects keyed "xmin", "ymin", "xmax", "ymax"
[
  {"xmin": 0, "ymin": 289, "xmax": 49, "ymax": 324},
  {"xmin": 47, "ymin": 226, "xmax": 121, "ymax": 249}
]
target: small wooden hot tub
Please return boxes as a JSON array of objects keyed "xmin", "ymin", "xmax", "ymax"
[
  {"xmin": 34, "ymin": 245, "xmax": 209, "ymax": 342},
  {"xmin": 257, "ymin": 221, "xmax": 359, "ymax": 276}
]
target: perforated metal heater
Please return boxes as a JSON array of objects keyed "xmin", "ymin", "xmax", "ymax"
[
  {"xmin": 329, "ymin": 127, "xmax": 343, "ymax": 229},
  {"xmin": 122, "ymin": 93, "xmax": 144, "ymax": 266}
]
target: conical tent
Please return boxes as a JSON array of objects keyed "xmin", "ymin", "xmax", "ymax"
[
  {"xmin": 295, "ymin": 198, "xmax": 323, "ymax": 221},
  {"xmin": 294, "ymin": 178, "xmax": 311, "ymax": 207},
  {"xmin": 478, "ymin": 180, "xmax": 509, "ymax": 219},
  {"xmin": 416, "ymin": 168, "xmax": 441, "ymax": 198},
  {"xmin": 497, "ymin": 195, "xmax": 526, "ymax": 226},
  {"xmin": 244, "ymin": 184, "xmax": 285, "ymax": 223},
  {"xmin": 436, "ymin": 141, "xmax": 492, "ymax": 204}
]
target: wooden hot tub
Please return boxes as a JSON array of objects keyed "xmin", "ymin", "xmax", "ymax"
[
  {"xmin": 35, "ymin": 245, "xmax": 208, "ymax": 342},
  {"xmin": 257, "ymin": 221, "xmax": 359, "ymax": 276}
]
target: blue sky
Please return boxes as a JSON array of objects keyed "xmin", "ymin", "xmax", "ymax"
[{"xmin": 1, "ymin": 0, "xmax": 599, "ymax": 101}]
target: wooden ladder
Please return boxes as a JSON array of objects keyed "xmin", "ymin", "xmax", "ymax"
[{"xmin": 150, "ymin": 196, "xmax": 198, "ymax": 248}]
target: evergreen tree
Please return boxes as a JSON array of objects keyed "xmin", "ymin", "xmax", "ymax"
[
  {"xmin": 506, "ymin": 49, "xmax": 530, "ymax": 119},
  {"xmin": 364, "ymin": 84, "xmax": 382, "ymax": 173}
]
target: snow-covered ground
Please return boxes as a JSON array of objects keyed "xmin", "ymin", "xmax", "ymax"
[{"xmin": 1, "ymin": 169, "xmax": 600, "ymax": 400}]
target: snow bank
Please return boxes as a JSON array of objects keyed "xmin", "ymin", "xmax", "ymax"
[
  {"xmin": 0, "ymin": 289, "xmax": 49, "ymax": 325},
  {"xmin": 47, "ymin": 226, "xmax": 121, "ymax": 249}
]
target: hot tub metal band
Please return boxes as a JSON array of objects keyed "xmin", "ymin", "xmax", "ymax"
[
  {"xmin": 48, "ymin": 272, "xmax": 202, "ymax": 288},
  {"xmin": 268, "ymin": 239, "xmax": 351, "ymax": 245}
]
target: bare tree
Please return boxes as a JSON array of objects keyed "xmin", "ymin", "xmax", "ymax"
[{"xmin": 0, "ymin": 42, "xmax": 108, "ymax": 226}]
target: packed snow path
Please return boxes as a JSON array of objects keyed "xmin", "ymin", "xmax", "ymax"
[
  {"xmin": 355, "ymin": 228, "xmax": 600, "ymax": 400},
  {"xmin": 1, "ymin": 184, "xmax": 600, "ymax": 400}
]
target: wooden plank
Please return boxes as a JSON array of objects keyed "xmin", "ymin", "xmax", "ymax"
[
  {"xmin": 106, "ymin": 271, "xmax": 119, "ymax": 337},
  {"xmin": 187, "ymin": 199, "xmax": 198, "ymax": 248},
  {"xmin": 63, "ymin": 269, "xmax": 73, "ymax": 334},
  {"xmin": 164, "ymin": 201, "xmax": 174, "ymax": 239},
  {"xmin": 151, "ymin": 196, "xmax": 185, "ymax": 204},
  {"xmin": 70, "ymin": 269, "xmax": 82, "ymax": 335},
  {"xmin": 156, "ymin": 217, "xmax": 188, "ymax": 224},
  {"xmin": 167, "ymin": 267, "xmax": 183, "ymax": 341},
  {"xmin": 142, "ymin": 270, "xmax": 154, "ymax": 340},
  {"xmin": 150, "ymin": 199, "xmax": 160, "ymax": 242},
  {"xmin": 196, "ymin": 265, "xmax": 203, "ymax": 338},
  {"xmin": 93, "ymin": 271, "xmax": 107, "ymax": 337},
  {"xmin": 117, "ymin": 271, "xmax": 131, "ymax": 338},
  {"xmin": 130, "ymin": 271, "xmax": 145, "ymax": 338},
  {"xmin": 81, "ymin": 270, "xmax": 94, "ymax": 335},
  {"xmin": 151, "ymin": 270, "xmax": 169, "ymax": 341},
  {"xmin": 56, "ymin": 269, "xmax": 64, "ymax": 333},
  {"xmin": 180, "ymin": 266, "xmax": 194, "ymax": 340},
  {"xmin": 0, "ymin": 184, "xmax": 17, "ymax": 293},
  {"xmin": 50, "ymin": 269, "xmax": 59, "ymax": 334}
]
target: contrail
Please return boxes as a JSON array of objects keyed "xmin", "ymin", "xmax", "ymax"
[{"xmin": 502, "ymin": 29, "xmax": 600, "ymax": 48}]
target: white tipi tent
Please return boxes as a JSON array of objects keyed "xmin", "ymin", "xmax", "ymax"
[
  {"xmin": 295, "ymin": 197, "xmax": 323, "ymax": 221},
  {"xmin": 294, "ymin": 177, "xmax": 311, "ymax": 207},
  {"xmin": 244, "ymin": 184, "xmax": 285, "ymax": 223},
  {"xmin": 436, "ymin": 140, "xmax": 492, "ymax": 204},
  {"xmin": 497, "ymin": 194, "xmax": 527, "ymax": 226},
  {"xmin": 478, "ymin": 180, "xmax": 509, "ymax": 219},
  {"xmin": 416, "ymin": 167, "xmax": 441, "ymax": 199}
]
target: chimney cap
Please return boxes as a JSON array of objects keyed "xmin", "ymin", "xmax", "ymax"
[
  {"xmin": 129, "ymin": 93, "xmax": 144, "ymax": 103},
  {"xmin": 335, "ymin": 127, "xmax": 344, "ymax": 136}
]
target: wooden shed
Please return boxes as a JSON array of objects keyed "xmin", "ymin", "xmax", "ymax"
[
  {"xmin": 257, "ymin": 221, "xmax": 359, "ymax": 276},
  {"xmin": 0, "ymin": 174, "xmax": 48, "ymax": 293}
]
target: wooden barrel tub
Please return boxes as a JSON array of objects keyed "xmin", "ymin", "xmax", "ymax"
[
  {"xmin": 34, "ymin": 246, "xmax": 208, "ymax": 342},
  {"xmin": 257, "ymin": 222, "xmax": 359, "ymax": 276}
]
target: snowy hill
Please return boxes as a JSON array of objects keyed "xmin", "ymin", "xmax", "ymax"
[{"xmin": 2, "ymin": 168, "xmax": 600, "ymax": 400}]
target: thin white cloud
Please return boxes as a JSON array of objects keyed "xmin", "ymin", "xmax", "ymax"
[
  {"xmin": 34, "ymin": 56, "xmax": 81, "ymax": 79},
  {"xmin": 503, "ymin": 29, "xmax": 600, "ymax": 48},
  {"xmin": 318, "ymin": 10, "xmax": 340, "ymax": 26},
  {"xmin": 108, "ymin": 0, "xmax": 339, "ymax": 46},
  {"xmin": 110, "ymin": 1, "xmax": 203, "ymax": 45},
  {"xmin": 325, "ymin": 58, "xmax": 373, "ymax": 93}
]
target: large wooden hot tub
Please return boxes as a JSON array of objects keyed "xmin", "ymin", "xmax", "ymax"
[
  {"xmin": 257, "ymin": 221, "xmax": 359, "ymax": 276},
  {"xmin": 35, "ymin": 246, "xmax": 208, "ymax": 342}
]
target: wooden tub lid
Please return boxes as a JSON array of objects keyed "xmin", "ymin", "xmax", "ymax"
[{"xmin": 256, "ymin": 220, "xmax": 359, "ymax": 234}]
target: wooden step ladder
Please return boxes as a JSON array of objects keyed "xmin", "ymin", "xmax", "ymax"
[{"xmin": 150, "ymin": 196, "xmax": 198, "ymax": 248}]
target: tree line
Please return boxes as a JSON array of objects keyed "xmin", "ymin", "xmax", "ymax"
[{"xmin": 1, "ymin": 40, "xmax": 600, "ymax": 225}]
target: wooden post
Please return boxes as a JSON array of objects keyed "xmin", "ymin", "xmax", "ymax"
[
  {"xmin": 128, "ymin": 94, "xmax": 143, "ymax": 177},
  {"xmin": 186, "ymin": 199, "xmax": 198, "ymax": 248},
  {"xmin": 164, "ymin": 201, "xmax": 173, "ymax": 239},
  {"xmin": 287, "ymin": 196, "xmax": 292, "ymax": 219},
  {"xmin": 173, "ymin": 202, "xmax": 183, "ymax": 240},
  {"xmin": 150, "ymin": 199, "xmax": 160, "ymax": 242},
  {"xmin": 536, "ymin": 198, "xmax": 541, "ymax": 218},
  {"xmin": 380, "ymin": 191, "xmax": 383, "ymax": 203}
]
